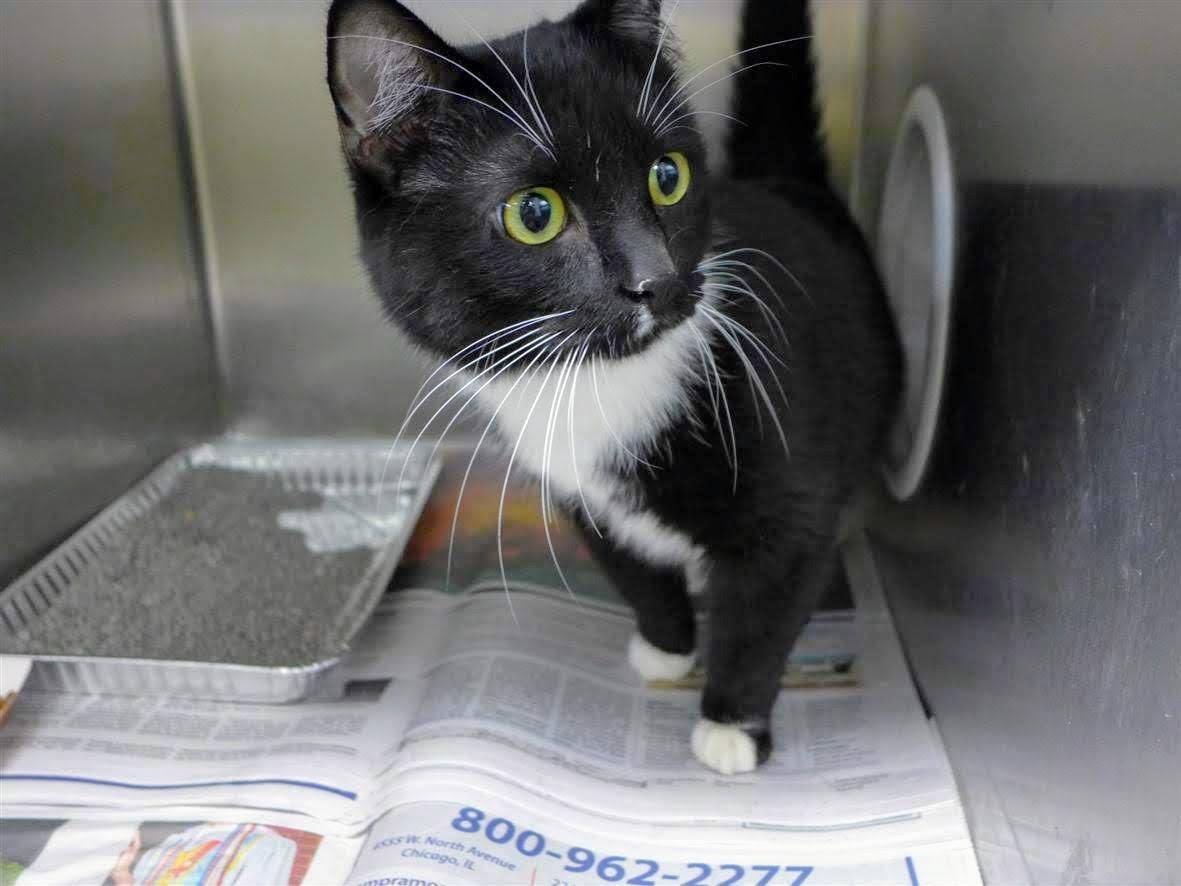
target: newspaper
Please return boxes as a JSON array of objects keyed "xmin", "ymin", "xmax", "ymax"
[
  {"xmin": 0, "ymin": 452, "xmax": 980, "ymax": 884},
  {"xmin": 0, "ymin": 818, "xmax": 362, "ymax": 884}
]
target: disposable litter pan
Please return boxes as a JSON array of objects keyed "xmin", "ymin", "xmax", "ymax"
[{"xmin": 0, "ymin": 438, "xmax": 440, "ymax": 703}]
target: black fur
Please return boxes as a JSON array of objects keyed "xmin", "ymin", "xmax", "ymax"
[
  {"xmin": 726, "ymin": 0, "xmax": 828, "ymax": 187},
  {"xmin": 326, "ymin": 0, "xmax": 900, "ymax": 769}
]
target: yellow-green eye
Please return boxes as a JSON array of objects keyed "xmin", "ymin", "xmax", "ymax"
[
  {"xmin": 649, "ymin": 151, "xmax": 690, "ymax": 206},
  {"xmin": 503, "ymin": 186, "xmax": 567, "ymax": 245}
]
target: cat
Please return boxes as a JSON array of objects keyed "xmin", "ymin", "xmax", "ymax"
[{"xmin": 326, "ymin": 0, "xmax": 901, "ymax": 774}]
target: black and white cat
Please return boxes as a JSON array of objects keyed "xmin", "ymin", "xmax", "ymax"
[{"xmin": 326, "ymin": 0, "xmax": 900, "ymax": 774}]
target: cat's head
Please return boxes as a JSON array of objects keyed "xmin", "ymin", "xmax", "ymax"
[{"xmin": 326, "ymin": 0, "xmax": 711, "ymax": 366}]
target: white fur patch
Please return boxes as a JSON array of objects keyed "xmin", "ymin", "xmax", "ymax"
[
  {"xmin": 628, "ymin": 632, "xmax": 696, "ymax": 682},
  {"xmin": 477, "ymin": 312, "xmax": 704, "ymax": 486},
  {"xmin": 691, "ymin": 718, "xmax": 758, "ymax": 775},
  {"xmin": 476, "ymin": 309, "xmax": 711, "ymax": 580},
  {"xmin": 685, "ymin": 551, "xmax": 710, "ymax": 595},
  {"xmin": 599, "ymin": 505, "xmax": 703, "ymax": 568},
  {"xmin": 635, "ymin": 305, "xmax": 656, "ymax": 339}
]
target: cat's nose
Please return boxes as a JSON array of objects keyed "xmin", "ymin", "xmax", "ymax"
[{"xmin": 619, "ymin": 274, "xmax": 690, "ymax": 314}]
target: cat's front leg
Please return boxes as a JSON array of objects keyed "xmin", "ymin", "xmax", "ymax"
[
  {"xmin": 569, "ymin": 509, "xmax": 697, "ymax": 681},
  {"xmin": 693, "ymin": 547, "xmax": 839, "ymax": 775}
]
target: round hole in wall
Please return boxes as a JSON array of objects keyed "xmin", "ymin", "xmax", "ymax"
[{"xmin": 877, "ymin": 85, "xmax": 956, "ymax": 500}]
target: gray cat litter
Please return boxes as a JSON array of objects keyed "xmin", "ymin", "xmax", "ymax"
[{"xmin": 0, "ymin": 439, "xmax": 440, "ymax": 702}]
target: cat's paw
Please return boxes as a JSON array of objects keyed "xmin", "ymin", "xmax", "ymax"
[
  {"xmin": 628, "ymin": 632, "xmax": 696, "ymax": 682},
  {"xmin": 691, "ymin": 718, "xmax": 759, "ymax": 775}
]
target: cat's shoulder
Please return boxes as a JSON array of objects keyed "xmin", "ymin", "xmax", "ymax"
[{"xmin": 710, "ymin": 177, "xmax": 867, "ymax": 252}]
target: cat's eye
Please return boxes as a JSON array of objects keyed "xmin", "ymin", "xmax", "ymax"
[
  {"xmin": 502, "ymin": 186, "xmax": 567, "ymax": 245},
  {"xmin": 648, "ymin": 151, "xmax": 691, "ymax": 206}
]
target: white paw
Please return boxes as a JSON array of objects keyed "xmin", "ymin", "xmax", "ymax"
[
  {"xmin": 691, "ymin": 718, "xmax": 758, "ymax": 775},
  {"xmin": 628, "ymin": 632, "xmax": 696, "ymax": 682}
]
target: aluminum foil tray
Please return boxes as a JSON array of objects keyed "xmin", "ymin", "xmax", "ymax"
[{"xmin": 0, "ymin": 438, "xmax": 440, "ymax": 703}]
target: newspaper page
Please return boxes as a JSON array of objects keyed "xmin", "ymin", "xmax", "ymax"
[
  {"xmin": 344, "ymin": 777, "xmax": 981, "ymax": 886},
  {"xmin": 0, "ymin": 817, "xmax": 361, "ymax": 885},
  {"xmin": 372, "ymin": 541, "xmax": 957, "ymax": 832},
  {"xmin": 342, "ymin": 521, "xmax": 981, "ymax": 883},
  {"xmin": 0, "ymin": 574, "xmax": 873, "ymax": 834}
]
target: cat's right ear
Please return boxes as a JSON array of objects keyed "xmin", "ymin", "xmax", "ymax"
[
  {"xmin": 326, "ymin": 0, "xmax": 457, "ymax": 165},
  {"xmin": 573, "ymin": 0, "xmax": 664, "ymax": 46}
]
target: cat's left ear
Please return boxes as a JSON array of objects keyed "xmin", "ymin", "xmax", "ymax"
[
  {"xmin": 326, "ymin": 0, "xmax": 460, "ymax": 162},
  {"xmin": 574, "ymin": 0, "xmax": 664, "ymax": 46}
]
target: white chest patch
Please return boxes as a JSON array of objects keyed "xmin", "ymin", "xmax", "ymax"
[{"xmin": 473, "ymin": 313, "xmax": 710, "ymax": 580}]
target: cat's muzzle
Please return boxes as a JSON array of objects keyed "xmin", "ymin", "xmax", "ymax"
[{"xmin": 621, "ymin": 271, "xmax": 702, "ymax": 329}]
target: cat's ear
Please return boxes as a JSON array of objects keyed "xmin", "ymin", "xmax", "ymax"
[
  {"xmin": 574, "ymin": 0, "xmax": 664, "ymax": 46},
  {"xmin": 326, "ymin": 0, "xmax": 458, "ymax": 161}
]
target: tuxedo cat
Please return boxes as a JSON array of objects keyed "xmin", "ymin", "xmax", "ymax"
[{"xmin": 326, "ymin": 0, "xmax": 900, "ymax": 774}]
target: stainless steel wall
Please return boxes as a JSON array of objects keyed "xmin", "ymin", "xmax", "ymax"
[
  {"xmin": 0, "ymin": 0, "xmax": 221, "ymax": 586},
  {"xmin": 857, "ymin": 3, "xmax": 1181, "ymax": 883}
]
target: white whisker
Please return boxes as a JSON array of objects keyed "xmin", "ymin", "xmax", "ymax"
[
  {"xmin": 699, "ymin": 259, "xmax": 786, "ymax": 306},
  {"xmin": 704, "ymin": 246, "xmax": 810, "ymax": 301},
  {"xmin": 445, "ymin": 338, "xmax": 558, "ymax": 594},
  {"xmin": 645, "ymin": 35, "xmax": 811, "ymax": 128},
  {"xmin": 689, "ymin": 323, "xmax": 737, "ymax": 488},
  {"xmin": 689, "ymin": 326, "xmax": 720, "ymax": 426},
  {"xmin": 706, "ymin": 303, "xmax": 789, "ymax": 372},
  {"xmin": 703, "ymin": 305, "xmax": 792, "ymax": 427},
  {"xmin": 497, "ymin": 332, "xmax": 579, "ymax": 620},
  {"xmin": 419, "ymin": 332, "xmax": 563, "ymax": 489},
  {"xmin": 393, "ymin": 327, "xmax": 561, "ymax": 493},
  {"xmin": 650, "ymin": 61, "xmax": 789, "ymax": 136},
  {"xmin": 522, "ymin": 28, "xmax": 555, "ymax": 143},
  {"xmin": 457, "ymin": 16, "xmax": 553, "ymax": 150},
  {"xmin": 333, "ymin": 35, "xmax": 552, "ymax": 155},
  {"xmin": 543, "ymin": 346, "xmax": 580, "ymax": 529},
  {"xmin": 656, "ymin": 109, "xmax": 745, "ymax": 137},
  {"xmin": 637, "ymin": 0, "xmax": 681, "ymax": 119},
  {"xmin": 702, "ymin": 274, "xmax": 790, "ymax": 351},
  {"xmin": 377, "ymin": 312, "xmax": 571, "ymax": 507},
  {"xmin": 567, "ymin": 337, "xmax": 601, "ymax": 536},
  {"xmin": 539, "ymin": 346, "xmax": 581, "ymax": 602},
  {"xmin": 398, "ymin": 312, "xmax": 563, "ymax": 435},
  {"xmin": 659, "ymin": 124, "xmax": 705, "ymax": 139},
  {"xmin": 701, "ymin": 307, "xmax": 791, "ymax": 461},
  {"xmin": 402, "ymin": 82, "xmax": 553, "ymax": 157}
]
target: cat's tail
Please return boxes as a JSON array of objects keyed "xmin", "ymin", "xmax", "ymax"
[{"xmin": 725, "ymin": 0, "xmax": 828, "ymax": 188}]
